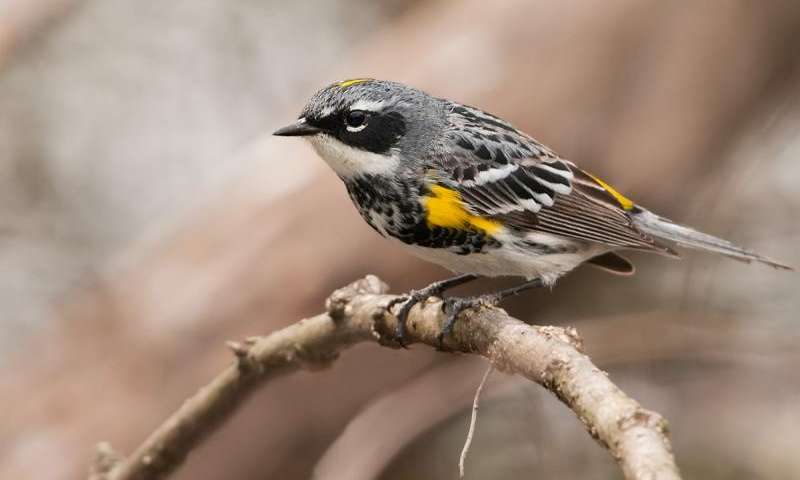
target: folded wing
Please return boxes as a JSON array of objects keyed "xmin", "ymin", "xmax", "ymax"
[{"xmin": 433, "ymin": 102, "xmax": 674, "ymax": 254}]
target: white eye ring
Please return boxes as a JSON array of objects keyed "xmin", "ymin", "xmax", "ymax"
[
  {"xmin": 346, "ymin": 123, "xmax": 367, "ymax": 133},
  {"xmin": 345, "ymin": 110, "xmax": 368, "ymax": 132}
]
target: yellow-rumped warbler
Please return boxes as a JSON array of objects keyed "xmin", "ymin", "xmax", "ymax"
[{"xmin": 275, "ymin": 78, "xmax": 792, "ymax": 344}]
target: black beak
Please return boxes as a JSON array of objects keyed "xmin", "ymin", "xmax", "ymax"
[{"xmin": 273, "ymin": 118, "xmax": 322, "ymax": 137}]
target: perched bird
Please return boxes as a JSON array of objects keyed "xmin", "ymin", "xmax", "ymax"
[{"xmin": 275, "ymin": 78, "xmax": 792, "ymax": 345}]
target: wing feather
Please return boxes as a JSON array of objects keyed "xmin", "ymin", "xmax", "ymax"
[{"xmin": 428, "ymin": 102, "xmax": 674, "ymax": 253}]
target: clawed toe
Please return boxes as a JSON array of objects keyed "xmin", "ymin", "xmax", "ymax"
[
  {"xmin": 386, "ymin": 274, "xmax": 481, "ymax": 348},
  {"xmin": 387, "ymin": 276, "xmax": 543, "ymax": 350},
  {"xmin": 388, "ymin": 289, "xmax": 440, "ymax": 347},
  {"xmin": 438, "ymin": 295, "xmax": 499, "ymax": 350},
  {"xmin": 388, "ymin": 294, "xmax": 418, "ymax": 347}
]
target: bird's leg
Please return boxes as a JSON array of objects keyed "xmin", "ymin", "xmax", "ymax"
[
  {"xmin": 487, "ymin": 278, "xmax": 545, "ymax": 301},
  {"xmin": 438, "ymin": 278, "xmax": 544, "ymax": 349},
  {"xmin": 388, "ymin": 273, "xmax": 478, "ymax": 346}
]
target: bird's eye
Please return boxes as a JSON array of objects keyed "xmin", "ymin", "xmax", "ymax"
[{"xmin": 345, "ymin": 110, "xmax": 367, "ymax": 131}]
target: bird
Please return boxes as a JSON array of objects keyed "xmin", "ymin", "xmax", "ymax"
[{"xmin": 274, "ymin": 78, "xmax": 792, "ymax": 346}]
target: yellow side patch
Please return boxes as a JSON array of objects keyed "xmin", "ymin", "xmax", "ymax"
[
  {"xmin": 422, "ymin": 185, "xmax": 502, "ymax": 234},
  {"xmin": 337, "ymin": 78, "xmax": 372, "ymax": 88},
  {"xmin": 586, "ymin": 172, "xmax": 635, "ymax": 210}
]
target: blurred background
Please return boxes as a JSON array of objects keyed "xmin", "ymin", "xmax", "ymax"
[{"xmin": 1, "ymin": 1, "xmax": 799, "ymax": 479}]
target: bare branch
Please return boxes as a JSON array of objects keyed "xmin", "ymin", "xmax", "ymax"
[{"xmin": 89, "ymin": 275, "xmax": 681, "ymax": 480}]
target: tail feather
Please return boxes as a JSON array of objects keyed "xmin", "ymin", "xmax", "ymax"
[{"xmin": 631, "ymin": 209, "xmax": 794, "ymax": 271}]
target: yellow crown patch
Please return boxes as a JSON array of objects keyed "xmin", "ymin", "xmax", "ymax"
[{"xmin": 337, "ymin": 78, "xmax": 372, "ymax": 88}]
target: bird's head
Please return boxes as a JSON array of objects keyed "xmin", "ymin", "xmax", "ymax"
[{"xmin": 274, "ymin": 79, "xmax": 443, "ymax": 178}]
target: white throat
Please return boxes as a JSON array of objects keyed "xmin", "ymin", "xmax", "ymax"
[{"xmin": 307, "ymin": 134, "xmax": 400, "ymax": 178}]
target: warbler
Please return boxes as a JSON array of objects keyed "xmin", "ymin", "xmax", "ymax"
[{"xmin": 275, "ymin": 78, "xmax": 792, "ymax": 344}]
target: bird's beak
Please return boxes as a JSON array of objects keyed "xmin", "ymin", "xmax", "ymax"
[{"xmin": 273, "ymin": 118, "xmax": 322, "ymax": 137}]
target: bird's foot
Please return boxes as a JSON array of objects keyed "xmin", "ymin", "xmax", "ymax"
[
  {"xmin": 436, "ymin": 278, "xmax": 545, "ymax": 349},
  {"xmin": 437, "ymin": 294, "xmax": 500, "ymax": 350},
  {"xmin": 388, "ymin": 274, "xmax": 478, "ymax": 347}
]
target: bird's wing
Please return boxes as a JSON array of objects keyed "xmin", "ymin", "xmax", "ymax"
[{"xmin": 426, "ymin": 104, "xmax": 673, "ymax": 253}]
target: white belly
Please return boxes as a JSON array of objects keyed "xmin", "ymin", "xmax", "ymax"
[{"xmin": 397, "ymin": 236, "xmax": 606, "ymax": 286}]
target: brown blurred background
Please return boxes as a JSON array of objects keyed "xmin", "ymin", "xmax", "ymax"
[{"xmin": 1, "ymin": 1, "xmax": 799, "ymax": 479}]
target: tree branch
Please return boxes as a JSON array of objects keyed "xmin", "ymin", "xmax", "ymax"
[{"xmin": 89, "ymin": 275, "xmax": 681, "ymax": 480}]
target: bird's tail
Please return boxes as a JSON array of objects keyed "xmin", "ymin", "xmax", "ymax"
[{"xmin": 631, "ymin": 209, "xmax": 793, "ymax": 270}]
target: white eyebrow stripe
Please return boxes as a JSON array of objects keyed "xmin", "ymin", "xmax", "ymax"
[{"xmin": 349, "ymin": 99, "xmax": 386, "ymax": 112}]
